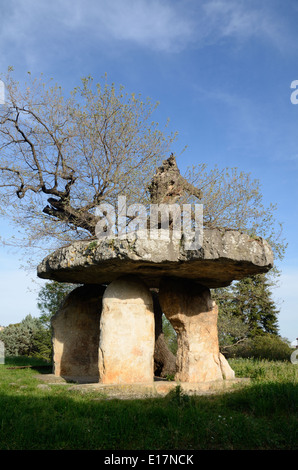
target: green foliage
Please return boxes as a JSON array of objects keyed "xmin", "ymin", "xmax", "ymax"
[
  {"xmin": 37, "ymin": 281, "xmax": 76, "ymax": 327},
  {"xmin": 0, "ymin": 357, "xmax": 297, "ymax": 450},
  {"xmin": 87, "ymin": 240, "xmax": 98, "ymax": 251},
  {"xmin": 0, "ymin": 315, "xmax": 52, "ymax": 361},
  {"xmin": 168, "ymin": 385, "xmax": 191, "ymax": 407},
  {"xmin": 215, "ymin": 289, "xmax": 250, "ymax": 352},
  {"xmin": 213, "ymin": 272, "xmax": 281, "ymax": 357},
  {"xmin": 230, "ymin": 274, "xmax": 280, "ymax": 336},
  {"xmin": 0, "ymin": 282, "xmax": 75, "ymax": 363},
  {"xmin": 214, "ymin": 270, "xmax": 289, "ymax": 362},
  {"xmin": 226, "ymin": 334, "xmax": 293, "ymax": 361},
  {"xmin": 162, "ymin": 314, "xmax": 177, "ymax": 355}
]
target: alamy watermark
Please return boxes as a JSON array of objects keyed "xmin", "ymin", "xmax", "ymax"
[
  {"xmin": 0, "ymin": 79, "xmax": 5, "ymax": 105},
  {"xmin": 291, "ymin": 350, "xmax": 298, "ymax": 364},
  {"xmin": 95, "ymin": 196, "xmax": 204, "ymax": 250},
  {"xmin": 290, "ymin": 80, "xmax": 298, "ymax": 104},
  {"xmin": 0, "ymin": 340, "xmax": 5, "ymax": 364},
  {"xmin": 290, "ymin": 338, "xmax": 298, "ymax": 364}
]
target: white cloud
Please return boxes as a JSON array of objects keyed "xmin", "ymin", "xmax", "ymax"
[
  {"xmin": 201, "ymin": 0, "xmax": 286, "ymax": 50},
  {"xmin": 0, "ymin": 0, "xmax": 196, "ymax": 62},
  {"xmin": 95, "ymin": 1, "xmax": 194, "ymax": 52},
  {"xmin": 0, "ymin": 0, "xmax": 289, "ymax": 72}
]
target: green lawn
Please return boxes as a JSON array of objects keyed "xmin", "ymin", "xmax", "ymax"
[{"xmin": 0, "ymin": 356, "xmax": 297, "ymax": 450}]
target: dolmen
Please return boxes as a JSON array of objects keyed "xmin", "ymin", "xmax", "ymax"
[{"xmin": 37, "ymin": 228, "xmax": 273, "ymax": 385}]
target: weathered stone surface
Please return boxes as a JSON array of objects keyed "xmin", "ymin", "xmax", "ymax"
[
  {"xmin": 36, "ymin": 372, "xmax": 250, "ymax": 396},
  {"xmin": 159, "ymin": 278, "xmax": 235, "ymax": 383},
  {"xmin": 40, "ymin": 228, "xmax": 273, "ymax": 386},
  {"xmin": 51, "ymin": 284, "xmax": 104, "ymax": 381},
  {"xmin": 98, "ymin": 275, "xmax": 155, "ymax": 384},
  {"xmin": 152, "ymin": 290, "xmax": 176, "ymax": 378},
  {"xmin": 148, "ymin": 153, "xmax": 202, "ymax": 204},
  {"xmin": 37, "ymin": 228, "xmax": 273, "ymax": 288}
]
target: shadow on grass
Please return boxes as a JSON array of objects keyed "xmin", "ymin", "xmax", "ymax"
[
  {"xmin": 4, "ymin": 356, "xmax": 52, "ymax": 374},
  {"xmin": 0, "ymin": 379, "xmax": 297, "ymax": 450},
  {"xmin": 31, "ymin": 365, "xmax": 53, "ymax": 374}
]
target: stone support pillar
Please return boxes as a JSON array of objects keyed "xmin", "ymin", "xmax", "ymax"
[
  {"xmin": 98, "ymin": 275, "xmax": 155, "ymax": 384},
  {"xmin": 159, "ymin": 278, "xmax": 235, "ymax": 383},
  {"xmin": 51, "ymin": 284, "xmax": 105, "ymax": 381}
]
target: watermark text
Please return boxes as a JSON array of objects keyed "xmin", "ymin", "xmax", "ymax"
[
  {"xmin": 0, "ymin": 340, "xmax": 5, "ymax": 364},
  {"xmin": 95, "ymin": 196, "xmax": 203, "ymax": 250},
  {"xmin": 290, "ymin": 80, "xmax": 298, "ymax": 104}
]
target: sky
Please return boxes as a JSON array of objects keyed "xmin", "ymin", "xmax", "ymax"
[{"xmin": 0, "ymin": 0, "xmax": 297, "ymax": 342}]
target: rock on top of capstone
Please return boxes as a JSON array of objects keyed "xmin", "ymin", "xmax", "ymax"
[{"xmin": 37, "ymin": 228, "xmax": 273, "ymax": 288}]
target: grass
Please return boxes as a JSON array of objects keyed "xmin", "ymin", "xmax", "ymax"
[{"xmin": 0, "ymin": 356, "xmax": 297, "ymax": 450}]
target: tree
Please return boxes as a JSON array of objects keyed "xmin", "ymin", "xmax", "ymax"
[
  {"xmin": 230, "ymin": 273, "xmax": 280, "ymax": 336},
  {"xmin": 0, "ymin": 69, "xmax": 286, "ymax": 374},
  {"xmin": 0, "ymin": 314, "xmax": 51, "ymax": 360},
  {"xmin": 37, "ymin": 281, "xmax": 76, "ymax": 328},
  {"xmin": 213, "ymin": 272, "xmax": 281, "ymax": 355},
  {"xmin": 213, "ymin": 286, "xmax": 250, "ymax": 353},
  {"xmin": 0, "ymin": 70, "xmax": 177, "ymax": 250},
  {"xmin": 0, "ymin": 69, "xmax": 286, "ymax": 262},
  {"xmin": 224, "ymin": 334, "xmax": 292, "ymax": 361},
  {"xmin": 0, "ymin": 283, "xmax": 76, "ymax": 361}
]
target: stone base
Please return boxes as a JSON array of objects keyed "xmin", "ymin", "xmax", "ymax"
[{"xmin": 36, "ymin": 374, "xmax": 250, "ymax": 398}]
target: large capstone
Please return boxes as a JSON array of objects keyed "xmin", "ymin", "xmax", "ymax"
[{"xmin": 37, "ymin": 229, "xmax": 273, "ymax": 288}]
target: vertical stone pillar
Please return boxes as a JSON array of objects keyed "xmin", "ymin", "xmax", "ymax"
[
  {"xmin": 51, "ymin": 284, "xmax": 104, "ymax": 381},
  {"xmin": 159, "ymin": 278, "xmax": 235, "ymax": 383},
  {"xmin": 98, "ymin": 275, "xmax": 155, "ymax": 384}
]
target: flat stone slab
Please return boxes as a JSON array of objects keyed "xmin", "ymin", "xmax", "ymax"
[{"xmin": 37, "ymin": 229, "xmax": 273, "ymax": 288}]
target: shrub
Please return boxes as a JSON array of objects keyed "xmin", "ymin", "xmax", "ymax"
[
  {"xmin": 226, "ymin": 334, "xmax": 292, "ymax": 361},
  {"xmin": 0, "ymin": 315, "xmax": 52, "ymax": 361}
]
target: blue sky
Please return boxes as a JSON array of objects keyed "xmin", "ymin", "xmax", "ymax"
[{"xmin": 0, "ymin": 0, "xmax": 297, "ymax": 342}]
